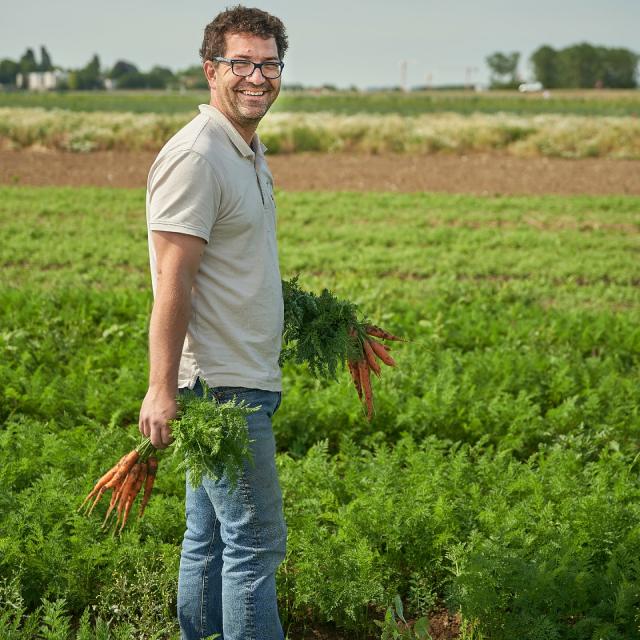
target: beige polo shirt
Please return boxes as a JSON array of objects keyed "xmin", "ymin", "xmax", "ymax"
[{"xmin": 146, "ymin": 104, "xmax": 283, "ymax": 392}]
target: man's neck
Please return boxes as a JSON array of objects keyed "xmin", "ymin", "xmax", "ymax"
[{"xmin": 209, "ymin": 102, "xmax": 257, "ymax": 146}]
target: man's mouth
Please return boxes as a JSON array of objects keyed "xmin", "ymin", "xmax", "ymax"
[{"xmin": 237, "ymin": 89, "xmax": 269, "ymax": 97}]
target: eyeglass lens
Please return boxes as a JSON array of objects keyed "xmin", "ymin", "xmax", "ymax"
[{"xmin": 231, "ymin": 60, "xmax": 282, "ymax": 78}]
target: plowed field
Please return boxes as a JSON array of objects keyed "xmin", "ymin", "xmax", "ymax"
[{"xmin": 1, "ymin": 150, "xmax": 639, "ymax": 195}]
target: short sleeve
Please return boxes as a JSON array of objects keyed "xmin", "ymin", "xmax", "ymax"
[{"xmin": 147, "ymin": 150, "xmax": 221, "ymax": 242}]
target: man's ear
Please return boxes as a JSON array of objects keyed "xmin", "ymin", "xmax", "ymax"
[{"xmin": 203, "ymin": 61, "xmax": 216, "ymax": 90}]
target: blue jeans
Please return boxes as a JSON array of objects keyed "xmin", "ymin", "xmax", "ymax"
[{"xmin": 177, "ymin": 380, "xmax": 286, "ymax": 640}]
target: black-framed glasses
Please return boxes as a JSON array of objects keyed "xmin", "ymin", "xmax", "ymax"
[{"xmin": 212, "ymin": 56, "xmax": 284, "ymax": 79}]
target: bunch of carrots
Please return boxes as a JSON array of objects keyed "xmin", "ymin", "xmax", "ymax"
[
  {"xmin": 78, "ymin": 280, "xmax": 406, "ymax": 533},
  {"xmin": 348, "ymin": 324, "xmax": 404, "ymax": 420},
  {"xmin": 78, "ymin": 438, "xmax": 158, "ymax": 534}
]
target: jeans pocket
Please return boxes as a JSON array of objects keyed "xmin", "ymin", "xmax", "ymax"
[{"xmin": 212, "ymin": 387, "xmax": 247, "ymax": 403}]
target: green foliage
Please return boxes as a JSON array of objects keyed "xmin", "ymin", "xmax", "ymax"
[
  {"xmin": 281, "ymin": 276, "xmax": 363, "ymax": 377},
  {"xmin": 39, "ymin": 598, "xmax": 71, "ymax": 640},
  {"xmin": 108, "ymin": 60, "xmax": 139, "ymax": 79},
  {"xmin": 116, "ymin": 66, "xmax": 176, "ymax": 90},
  {"xmin": 171, "ymin": 384, "xmax": 258, "ymax": 489},
  {"xmin": 485, "ymin": 51, "xmax": 520, "ymax": 88},
  {"xmin": 531, "ymin": 46, "xmax": 559, "ymax": 89},
  {"xmin": 0, "ymin": 58, "xmax": 19, "ymax": 85},
  {"xmin": 18, "ymin": 48, "xmax": 37, "ymax": 74},
  {"xmin": 95, "ymin": 547, "xmax": 179, "ymax": 638},
  {"xmin": 75, "ymin": 55, "xmax": 103, "ymax": 91},
  {"xmin": 1, "ymin": 89, "xmax": 640, "ymax": 116},
  {"xmin": 0, "ymin": 580, "xmax": 149, "ymax": 640},
  {"xmin": 531, "ymin": 43, "xmax": 639, "ymax": 89},
  {"xmin": 1, "ymin": 186, "xmax": 639, "ymax": 637},
  {"xmin": 39, "ymin": 46, "xmax": 53, "ymax": 72},
  {"xmin": 375, "ymin": 596, "xmax": 431, "ymax": 639},
  {"xmin": 279, "ymin": 437, "xmax": 640, "ymax": 638}
]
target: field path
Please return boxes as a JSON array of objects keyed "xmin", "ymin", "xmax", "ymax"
[{"xmin": 1, "ymin": 150, "xmax": 639, "ymax": 195}]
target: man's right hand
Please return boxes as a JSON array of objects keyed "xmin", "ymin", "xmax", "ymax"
[{"xmin": 139, "ymin": 387, "xmax": 177, "ymax": 449}]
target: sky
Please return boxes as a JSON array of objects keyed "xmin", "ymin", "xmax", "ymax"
[{"xmin": 1, "ymin": 0, "xmax": 639, "ymax": 88}]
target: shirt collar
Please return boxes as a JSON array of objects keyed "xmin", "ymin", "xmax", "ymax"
[{"xmin": 198, "ymin": 104, "xmax": 266, "ymax": 160}]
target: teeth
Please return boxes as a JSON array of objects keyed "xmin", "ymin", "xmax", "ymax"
[{"xmin": 240, "ymin": 90, "xmax": 265, "ymax": 96}]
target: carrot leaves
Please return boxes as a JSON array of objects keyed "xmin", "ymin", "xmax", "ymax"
[
  {"xmin": 170, "ymin": 384, "xmax": 259, "ymax": 490},
  {"xmin": 281, "ymin": 276, "xmax": 364, "ymax": 378}
]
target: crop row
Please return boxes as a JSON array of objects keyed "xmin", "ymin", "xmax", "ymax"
[
  {"xmin": 2, "ymin": 107, "xmax": 640, "ymax": 159},
  {"xmin": 1, "ymin": 187, "xmax": 639, "ymax": 638},
  {"xmin": 1, "ymin": 89, "xmax": 640, "ymax": 116}
]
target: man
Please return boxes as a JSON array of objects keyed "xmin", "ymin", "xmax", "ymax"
[{"xmin": 139, "ymin": 6, "xmax": 289, "ymax": 639}]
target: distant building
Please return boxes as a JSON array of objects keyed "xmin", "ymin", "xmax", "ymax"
[{"xmin": 16, "ymin": 70, "xmax": 67, "ymax": 91}]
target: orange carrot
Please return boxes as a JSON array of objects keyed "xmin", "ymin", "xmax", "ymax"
[
  {"xmin": 78, "ymin": 454, "xmax": 126, "ymax": 512},
  {"xmin": 368, "ymin": 338, "xmax": 397, "ymax": 367},
  {"xmin": 362, "ymin": 339, "xmax": 382, "ymax": 377},
  {"xmin": 105, "ymin": 450, "xmax": 139, "ymax": 489},
  {"xmin": 357, "ymin": 359, "xmax": 374, "ymax": 420},
  {"xmin": 130, "ymin": 462, "xmax": 147, "ymax": 504},
  {"xmin": 114, "ymin": 463, "xmax": 141, "ymax": 530},
  {"xmin": 365, "ymin": 325, "xmax": 405, "ymax": 342},
  {"xmin": 138, "ymin": 457, "xmax": 158, "ymax": 518},
  {"xmin": 102, "ymin": 484, "xmax": 123, "ymax": 528},
  {"xmin": 347, "ymin": 360, "xmax": 363, "ymax": 400},
  {"xmin": 119, "ymin": 462, "xmax": 147, "ymax": 533}
]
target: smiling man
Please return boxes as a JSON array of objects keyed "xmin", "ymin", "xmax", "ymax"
[{"xmin": 139, "ymin": 6, "xmax": 289, "ymax": 640}]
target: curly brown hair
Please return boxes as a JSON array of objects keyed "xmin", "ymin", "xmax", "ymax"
[{"xmin": 199, "ymin": 5, "xmax": 289, "ymax": 62}]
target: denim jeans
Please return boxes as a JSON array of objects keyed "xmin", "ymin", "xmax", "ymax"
[{"xmin": 177, "ymin": 380, "xmax": 286, "ymax": 640}]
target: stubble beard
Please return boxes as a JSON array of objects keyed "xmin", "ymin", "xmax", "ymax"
[
  {"xmin": 228, "ymin": 85, "xmax": 278, "ymax": 128},
  {"xmin": 234, "ymin": 101, "xmax": 270, "ymax": 124}
]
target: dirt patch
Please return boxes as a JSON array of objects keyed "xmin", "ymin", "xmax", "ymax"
[
  {"xmin": 1, "ymin": 150, "xmax": 639, "ymax": 195},
  {"xmin": 427, "ymin": 610, "xmax": 462, "ymax": 639},
  {"xmin": 285, "ymin": 609, "xmax": 462, "ymax": 639}
]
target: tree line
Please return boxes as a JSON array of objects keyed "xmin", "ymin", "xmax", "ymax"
[
  {"xmin": 487, "ymin": 43, "xmax": 638, "ymax": 89},
  {"xmin": 0, "ymin": 47, "xmax": 207, "ymax": 90},
  {"xmin": 1, "ymin": 42, "xmax": 638, "ymax": 91}
]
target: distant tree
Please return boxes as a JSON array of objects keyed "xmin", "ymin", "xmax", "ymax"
[
  {"xmin": 530, "ymin": 42, "xmax": 638, "ymax": 89},
  {"xmin": 486, "ymin": 51, "xmax": 520, "ymax": 88},
  {"xmin": 178, "ymin": 65, "xmax": 208, "ymax": 90},
  {"xmin": 148, "ymin": 65, "xmax": 175, "ymax": 87},
  {"xmin": 109, "ymin": 60, "xmax": 139, "ymax": 79},
  {"xmin": 600, "ymin": 47, "xmax": 639, "ymax": 88},
  {"xmin": 114, "ymin": 71, "xmax": 147, "ymax": 89},
  {"xmin": 39, "ymin": 46, "xmax": 53, "ymax": 71},
  {"xmin": 76, "ymin": 54, "xmax": 103, "ymax": 90},
  {"xmin": 0, "ymin": 58, "xmax": 19, "ymax": 85},
  {"xmin": 557, "ymin": 43, "xmax": 601, "ymax": 88},
  {"xmin": 19, "ymin": 48, "xmax": 37, "ymax": 74},
  {"xmin": 86, "ymin": 54, "xmax": 101, "ymax": 76},
  {"xmin": 112, "ymin": 67, "xmax": 173, "ymax": 89},
  {"xmin": 530, "ymin": 45, "xmax": 558, "ymax": 88}
]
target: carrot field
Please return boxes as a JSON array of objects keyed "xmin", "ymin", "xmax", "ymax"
[{"xmin": 1, "ymin": 184, "xmax": 639, "ymax": 639}]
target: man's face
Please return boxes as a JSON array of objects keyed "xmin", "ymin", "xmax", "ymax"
[{"xmin": 207, "ymin": 32, "xmax": 281, "ymax": 129}]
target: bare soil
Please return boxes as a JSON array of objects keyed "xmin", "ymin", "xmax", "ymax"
[
  {"xmin": 1, "ymin": 149, "xmax": 639, "ymax": 195},
  {"xmin": 285, "ymin": 609, "xmax": 461, "ymax": 639}
]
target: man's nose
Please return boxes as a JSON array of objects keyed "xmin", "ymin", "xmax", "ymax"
[{"xmin": 245, "ymin": 65, "xmax": 266, "ymax": 83}]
